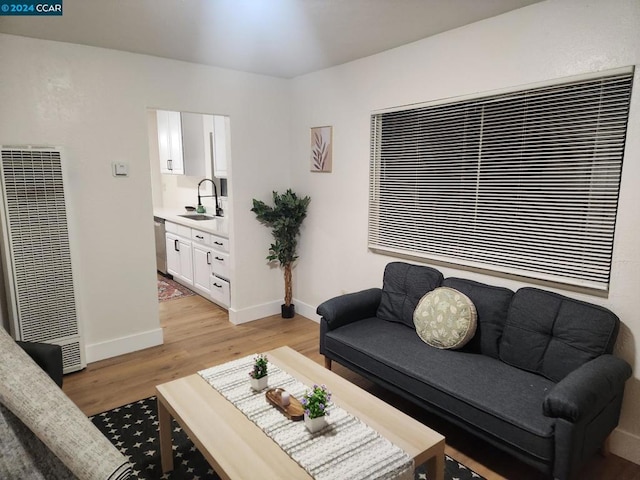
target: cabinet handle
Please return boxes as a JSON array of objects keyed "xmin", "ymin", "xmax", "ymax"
[
  {"xmin": 209, "ymin": 131, "xmax": 215, "ymax": 166},
  {"xmin": 206, "ymin": 252, "xmax": 211, "ymax": 265},
  {"xmin": 215, "ymin": 256, "xmax": 224, "ymax": 262},
  {"xmin": 196, "ymin": 235, "xmax": 204, "ymax": 240},
  {"xmin": 214, "ymin": 241, "xmax": 223, "ymax": 246},
  {"xmin": 213, "ymin": 282, "xmax": 222, "ymax": 288},
  {"xmin": 174, "ymin": 239, "xmax": 179, "ymax": 251},
  {"xmin": 167, "ymin": 159, "xmax": 173, "ymax": 171}
]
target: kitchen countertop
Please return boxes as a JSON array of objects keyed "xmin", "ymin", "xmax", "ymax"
[{"xmin": 154, "ymin": 208, "xmax": 229, "ymax": 238}]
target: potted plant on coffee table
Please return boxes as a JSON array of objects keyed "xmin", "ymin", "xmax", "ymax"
[
  {"xmin": 251, "ymin": 189, "xmax": 311, "ymax": 318},
  {"xmin": 301, "ymin": 384, "xmax": 331, "ymax": 433},
  {"xmin": 249, "ymin": 354, "xmax": 268, "ymax": 391}
]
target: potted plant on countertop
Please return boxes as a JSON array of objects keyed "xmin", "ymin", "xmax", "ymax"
[
  {"xmin": 301, "ymin": 384, "xmax": 331, "ymax": 433},
  {"xmin": 251, "ymin": 189, "xmax": 311, "ymax": 318},
  {"xmin": 249, "ymin": 354, "xmax": 269, "ymax": 391}
]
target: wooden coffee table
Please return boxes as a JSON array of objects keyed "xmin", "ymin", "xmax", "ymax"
[{"xmin": 156, "ymin": 346, "xmax": 445, "ymax": 480}]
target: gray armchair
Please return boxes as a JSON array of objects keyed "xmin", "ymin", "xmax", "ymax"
[{"xmin": 17, "ymin": 340, "xmax": 64, "ymax": 387}]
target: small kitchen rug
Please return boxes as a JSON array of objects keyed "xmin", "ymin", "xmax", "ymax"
[
  {"xmin": 91, "ymin": 396, "xmax": 486, "ymax": 480},
  {"xmin": 157, "ymin": 274, "xmax": 195, "ymax": 302}
]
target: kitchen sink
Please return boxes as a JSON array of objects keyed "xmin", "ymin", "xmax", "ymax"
[{"xmin": 178, "ymin": 214, "xmax": 215, "ymax": 221}]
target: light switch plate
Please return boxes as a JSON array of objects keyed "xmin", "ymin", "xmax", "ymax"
[{"xmin": 112, "ymin": 162, "xmax": 129, "ymax": 177}]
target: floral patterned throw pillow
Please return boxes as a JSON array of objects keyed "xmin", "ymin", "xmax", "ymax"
[{"xmin": 413, "ymin": 287, "xmax": 477, "ymax": 349}]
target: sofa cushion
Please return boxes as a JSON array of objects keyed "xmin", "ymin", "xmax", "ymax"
[
  {"xmin": 324, "ymin": 318, "xmax": 555, "ymax": 462},
  {"xmin": 413, "ymin": 287, "xmax": 477, "ymax": 349},
  {"xmin": 500, "ymin": 287, "xmax": 620, "ymax": 382},
  {"xmin": 377, "ymin": 262, "xmax": 443, "ymax": 329},
  {"xmin": 442, "ymin": 278, "xmax": 514, "ymax": 359}
]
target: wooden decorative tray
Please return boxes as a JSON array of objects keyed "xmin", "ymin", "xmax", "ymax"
[{"xmin": 265, "ymin": 388, "xmax": 304, "ymax": 421}]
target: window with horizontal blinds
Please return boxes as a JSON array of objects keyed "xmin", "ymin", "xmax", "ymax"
[{"xmin": 369, "ymin": 69, "xmax": 634, "ymax": 291}]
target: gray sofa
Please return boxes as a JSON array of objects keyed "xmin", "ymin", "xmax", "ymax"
[
  {"xmin": 318, "ymin": 262, "xmax": 632, "ymax": 480},
  {"xmin": 0, "ymin": 326, "xmax": 131, "ymax": 479}
]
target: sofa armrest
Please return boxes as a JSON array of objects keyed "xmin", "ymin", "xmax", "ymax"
[
  {"xmin": 317, "ymin": 288, "xmax": 382, "ymax": 331},
  {"xmin": 17, "ymin": 341, "xmax": 63, "ymax": 388},
  {"xmin": 1, "ymin": 329, "xmax": 132, "ymax": 480},
  {"xmin": 543, "ymin": 354, "xmax": 632, "ymax": 422}
]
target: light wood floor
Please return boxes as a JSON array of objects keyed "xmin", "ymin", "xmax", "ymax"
[{"xmin": 63, "ymin": 294, "xmax": 640, "ymax": 480}]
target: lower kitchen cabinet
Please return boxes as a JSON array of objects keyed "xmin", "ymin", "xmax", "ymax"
[
  {"xmin": 192, "ymin": 242, "xmax": 212, "ymax": 296},
  {"xmin": 166, "ymin": 232, "xmax": 194, "ymax": 286},
  {"xmin": 165, "ymin": 221, "xmax": 231, "ymax": 309},
  {"xmin": 210, "ymin": 276, "xmax": 230, "ymax": 307},
  {"xmin": 210, "ymin": 250, "xmax": 230, "ymax": 280}
]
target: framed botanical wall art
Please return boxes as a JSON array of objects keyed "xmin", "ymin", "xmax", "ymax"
[{"xmin": 310, "ymin": 126, "xmax": 332, "ymax": 173}]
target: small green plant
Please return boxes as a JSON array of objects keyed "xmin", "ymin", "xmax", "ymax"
[
  {"xmin": 301, "ymin": 384, "xmax": 331, "ymax": 419},
  {"xmin": 249, "ymin": 354, "xmax": 268, "ymax": 379}
]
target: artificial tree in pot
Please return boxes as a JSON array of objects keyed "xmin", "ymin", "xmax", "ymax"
[{"xmin": 251, "ymin": 189, "xmax": 311, "ymax": 318}]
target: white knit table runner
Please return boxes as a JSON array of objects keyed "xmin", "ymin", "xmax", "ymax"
[{"xmin": 198, "ymin": 355, "xmax": 414, "ymax": 480}]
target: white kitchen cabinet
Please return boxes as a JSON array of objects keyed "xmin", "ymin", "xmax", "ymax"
[
  {"xmin": 166, "ymin": 221, "xmax": 191, "ymax": 237},
  {"xmin": 210, "ymin": 275, "xmax": 230, "ymax": 307},
  {"xmin": 162, "ymin": 220, "xmax": 231, "ymax": 309},
  {"xmin": 208, "ymin": 230, "xmax": 230, "ymax": 305},
  {"xmin": 208, "ymin": 233, "xmax": 229, "ymax": 279},
  {"xmin": 165, "ymin": 232, "xmax": 193, "ymax": 286},
  {"xmin": 165, "ymin": 232, "xmax": 180, "ymax": 277},
  {"xmin": 192, "ymin": 242, "xmax": 212, "ymax": 296},
  {"xmin": 210, "ymin": 234, "xmax": 229, "ymax": 253},
  {"xmin": 210, "ymin": 251, "xmax": 230, "ymax": 280},
  {"xmin": 191, "ymin": 229, "xmax": 210, "ymax": 244},
  {"xmin": 181, "ymin": 112, "xmax": 212, "ymax": 178},
  {"xmin": 212, "ymin": 115, "xmax": 230, "ymax": 179},
  {"xmin": 157, "ymin": 110, "xmax": 214, "ymax": 177},
  {"xmin": 157, "ymin": 110, "xmax": 184, "ymax": 174}
]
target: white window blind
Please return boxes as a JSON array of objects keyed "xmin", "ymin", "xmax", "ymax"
[{"xmin": 369, "ymin": 69, "xmax": 634, "ymax": 291}]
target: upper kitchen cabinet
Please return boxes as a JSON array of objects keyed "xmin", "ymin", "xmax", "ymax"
[
  {"xmin": 156, "ymin": 110, "xmax": 214, "ymax": 177},
  {"xmin": 213, "ymin": 115, "xmax": 230, "ymax": 179},
  {"xmin": 183, "ymin": 112, "xmax": 217, "ymax": 178},
  {"xmin": 156, "ymin": 110, "xmax": 184, "ymax": 174}
]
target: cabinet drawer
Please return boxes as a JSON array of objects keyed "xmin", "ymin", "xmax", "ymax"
[
  {"xmin": 210, "ymin": 275, "xmax": 230, "ymax": 307},
  {"xmin": 165, "ymin": 221, "xmax": 178, "ymax": 234},
  {"xmin": 211, "ymin": 251, "xmax": 230, "ymax": 280},
  {"xmin": 166, "ymin": 221, "xmax": 191, "ymax": 238},
  {"xmin": 191, "ymin": 229, "xmax": 210, "ymax": 245},
  {"xmin": 210, "ymin": 234, "xmax": 228, "ymax": 252}
]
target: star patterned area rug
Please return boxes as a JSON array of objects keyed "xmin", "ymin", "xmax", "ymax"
[{"xmin": 90, "ymin": 396, "xmax": 486, "ymax": 480}]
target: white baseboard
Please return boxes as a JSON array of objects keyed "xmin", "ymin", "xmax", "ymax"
[
  {"xmin": 610, "ymin": 427, "xmax": 640, "ymax": 465},
  {"xmin": 85, "ymin": 328, "xmax": 164, "ymax": 363},
  {"xmin": 292, "ymin": 299, "xmax": 320, "ymax": 323},
  {"xmin": 228, "ymin": 298, "xmax": 319, "ymax": 325},
  {"xmin": 229, "ymin": 300, "xmax": 282, "ymax": 325}
]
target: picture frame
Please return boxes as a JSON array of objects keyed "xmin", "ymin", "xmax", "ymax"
[{"xmin": 310, "ymin": 126, "xmax": 332, "ymax": 173}]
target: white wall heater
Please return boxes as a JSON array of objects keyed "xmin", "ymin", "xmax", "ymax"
[{"xmin": 0, "ymin": 146, "xmax": 85, "ymax": 373}]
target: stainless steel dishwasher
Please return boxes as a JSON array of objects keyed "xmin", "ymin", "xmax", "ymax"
[{"xmin": 154, "ymin": 216, "xmax": 167, "ymax": 274}]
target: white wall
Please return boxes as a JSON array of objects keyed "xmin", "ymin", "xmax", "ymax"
[
  {"xmin": 0, "ymin": 33, "xmax": 290, "ymax": 359},
  {"xmin": 290, "ymin": 0, "xmax": 640, "ymax": 463}
]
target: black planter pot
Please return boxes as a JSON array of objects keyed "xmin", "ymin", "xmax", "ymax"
[{"xmin": 281, "ymin": 304, "xmax": 295, "ymax": 318}]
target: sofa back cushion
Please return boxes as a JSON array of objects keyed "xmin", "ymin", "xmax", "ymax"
[
  {"xmin": 377, "ymin": 262, "xmax": 443, "ymax": 329},
  {"xmin": 499, "ymin": 287, "xmax": 619, "ymax": 382},
  {"xmin": 442, "ymin": 278, "xmax": 514, "ymax": 358}
]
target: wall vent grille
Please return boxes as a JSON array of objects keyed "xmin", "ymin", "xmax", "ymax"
[
  {"xmin": 0, "ymin": 147, "xmax": 85, "ymax": 373},
  {"xmin": 61, "ymin": 340, "xmax": 83, "ymax": 372}
]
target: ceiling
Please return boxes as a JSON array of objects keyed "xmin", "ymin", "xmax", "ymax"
[{"xmin": 0, "ymin": 0, "xmax": 543, "ymax": 78}]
